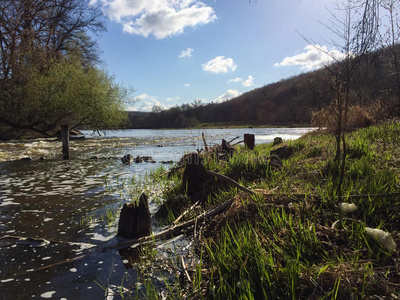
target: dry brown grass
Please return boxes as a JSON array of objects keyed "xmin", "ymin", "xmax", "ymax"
[{"xmin": 311, "ymin": 104, "xmax": 374, "ymax": 132}]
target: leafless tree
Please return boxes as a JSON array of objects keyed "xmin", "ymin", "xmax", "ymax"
[
  {"xmin": 380, "ymin": 0, "xmax": 400, "ymax": 110},
  {"xmin": 316, "ymin": 0, "xmax": 380, "ymax": 196}
]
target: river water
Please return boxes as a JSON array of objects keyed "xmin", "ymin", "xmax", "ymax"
[{"xmin": 0, "ymin": 128, "xmax": 313, "ymax": 299}]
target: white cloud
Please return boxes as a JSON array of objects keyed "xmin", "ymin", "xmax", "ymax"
[
  {"xmin": 274, "ymin": 44, "xmax": 347, "ymax": 71},
  {"xmin": 227, "ymin": 77, "xmax": 242, "ymax": 83},
  {"xmin": 213, "ymin": 89, "xmax": 242, "ymax": 103},
  {"xmin": 100, "ymin": 0, "xmax": 216, "ymax": 39},
  {"xmin": 179, "ymin": 47, "xmax": 193, "ymax": 58},
  {"xmin": 242, "ymin": 75, "xmax": 254, "ymax": 87},
  {"xmin": 131, "ymin": 93, "xmax": 173, "ymax": 111},
  {"xmin": 166, "ymin": 96, "xmax": 180, "ymax": 102},
  {"xmin": 133, "ymin": 93, "xmax": 150, "ymax": 101},
  {"xmin": 185, "ymin": 83, "xmax": 190, "ymax": 87},
  {"xmin": 202, "ymin": 56, "xmax": 237, "ymax": 74}
]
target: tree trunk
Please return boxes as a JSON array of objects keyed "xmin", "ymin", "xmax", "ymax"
[{"xmin": 61, "ymin": 124, "xmax": 70, "ymax": 160}]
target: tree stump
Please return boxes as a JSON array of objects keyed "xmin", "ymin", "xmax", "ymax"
[
  {"xmin": 273, "ymin": 137, "xmax": 283, "ymax": 146},
  {"xmin": 221, "ymin": 139, "xmax": 235, "ymax": 157},
  {"xmin": 244, "ymin": 133, "xmax": 255, "ymax": 150},
  {"xmin": 117, "ymin": 193, "xmax": 152, "ymax": 239},
  {"xmin": 182, "ymin": 153, "xmax": 208, "ymax": 198}
]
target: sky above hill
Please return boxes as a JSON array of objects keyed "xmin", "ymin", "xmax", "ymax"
[{"xmin": 90, "ymin": 0, "xmax": 347, "ymax": 112}]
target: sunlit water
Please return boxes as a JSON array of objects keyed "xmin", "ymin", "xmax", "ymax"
[{"xmin": 0, "ymin": 128, "xmax": 314, "ymax": 299}]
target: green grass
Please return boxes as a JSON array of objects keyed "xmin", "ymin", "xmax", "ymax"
[{"xmin": 111, "ymin": 120, "xmax": 400, "ymax": 299}]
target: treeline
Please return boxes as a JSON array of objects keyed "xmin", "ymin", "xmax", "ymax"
[{"xmin": 128, "ymin": 45, "xmax": 400, "ymax": 129}]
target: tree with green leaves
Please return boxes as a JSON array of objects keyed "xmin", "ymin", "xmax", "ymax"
[{"xmin": 0, "ymin": 0, "xmax": 128, "ymax": 137}]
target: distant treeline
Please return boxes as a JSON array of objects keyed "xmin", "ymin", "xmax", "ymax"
[{"xmin": 128, "ymin": 45, "xmax": 400, "ymax": 129}]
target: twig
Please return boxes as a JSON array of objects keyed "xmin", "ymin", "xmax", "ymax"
[
  {"xmin": 181, "ymin": 256, "xmax": 192, "ymax": 282},
  {"xmin": 233, "ymin": 140, "xmax": 244, "ymax": 146},
  {"xmin": 202, "ymin": 132, "xmax": 209, "ymax": 153},
  {"xmin": 173, "ymin": 200, "xmax": 201, "ymax": 225},
  {"xmin": 194, "ymin": 216, "xmax": 198, "ymax": 240},
  {"xmin": 0, "ymin": 235, "xmax": 94, "ymax": 248},
  {"xmin": 228, "ymin": 136, "xmax": 240, "ymax": 144},
  {"xmin": 206, "ymin": 170, "xmax": 257, "ymax": 195}
]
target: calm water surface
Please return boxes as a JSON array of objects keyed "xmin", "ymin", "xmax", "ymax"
[{"xmin": 0, "ymin": 128, "xmax": 314, "ymax": 299}]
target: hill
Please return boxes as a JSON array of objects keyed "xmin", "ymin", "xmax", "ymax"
[{"xmin": 128, "ymin": 46, "xmax": 400, "ymax": 129}]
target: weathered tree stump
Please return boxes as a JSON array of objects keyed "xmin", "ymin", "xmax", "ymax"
[
  {"xmin": 244, "ymin": 133, "xmax": 255, "ymax": 150},
  {"xmin": 221, "ymin": 139, "xmax": 235, "ymax": 157},
  {"xmin": 117, "ymin": 193, "xmax": 152, "ymax": 239},
  {"xmin": 273, "ymin": 137, "xmax": 283, "ymax": 146},
  {"xmin": 182, "ymin": 153, "xmax": 208, "ymax": 198}
]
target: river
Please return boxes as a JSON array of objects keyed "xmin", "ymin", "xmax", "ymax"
[{"xmin": 0, "ymin": 128, "xmax": 314, "ymax": 299}]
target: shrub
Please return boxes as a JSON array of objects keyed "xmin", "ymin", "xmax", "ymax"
[{"xmin": 311, "ymin": 104, "xmax": 374, "ymax": 132}]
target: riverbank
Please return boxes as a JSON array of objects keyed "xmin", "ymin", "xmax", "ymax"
[{"xmin": 133, "ymin": 120, "xmax": 400, "ymax": 299}]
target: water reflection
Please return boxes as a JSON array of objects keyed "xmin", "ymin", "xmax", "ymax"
[{"xmin": 0, "ymin": 128, "xmax": 314, "ymax": 299}]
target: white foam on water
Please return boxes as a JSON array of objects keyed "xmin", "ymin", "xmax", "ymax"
[
  {"xmin": 40, "ymin": 291, "xmax": 56, "ymax": 298},
  {"xmin": 89, "ymin": 232, "xmax": 114, "ymax": 242},
  {"xmin": 0, "ymin": 200, "xmax": 20, "ymax": 207}
]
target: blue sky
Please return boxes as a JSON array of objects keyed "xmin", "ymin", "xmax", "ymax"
[{"xmin": 90, "ymin": 0, "xmax": 347, "ymax": 112}]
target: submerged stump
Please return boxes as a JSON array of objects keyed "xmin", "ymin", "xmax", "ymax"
[{"xmin": 117, "ymin": 193, "xmax": 152, "ymax": 239}]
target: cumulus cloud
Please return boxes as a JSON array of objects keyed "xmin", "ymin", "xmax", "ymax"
[
  {"xmin": 99, "ymin": 0, "xmax": 216, "ymax": 39},
  {"xmin": 274, "ymin": 44, "xmax": 347, "ymax": 71},
  {"xmin": 179, "ymin": 47, "xmax": 193, "ymax": 58},
  {"xmin": 202, "ymin": 56, "xmax": 237, "ymax": 74},
  {"xmin": 213, "ymin": 89, "xmax": 242, "ymax": 103},
  {"xmin": 185, "ymin": 83, "xmax": 190, "ymax": 87},
  {"xmin": 227, "ymin": 77, "xmax": 242, "ymax": 83},
  {"xmin": 131, "ymin": 93, "xmax": 173, "ymax": 111},
  {"xmin": 242, "ymin": 75, "xmax": 254, "ymax": 87}
]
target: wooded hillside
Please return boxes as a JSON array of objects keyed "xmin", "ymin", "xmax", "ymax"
[{"xmin": 128, "ymin": 45, "xmax": 400, "ymax": 129}]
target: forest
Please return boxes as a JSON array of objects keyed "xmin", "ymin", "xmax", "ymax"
[{"xmin": 128, "ymin": 44, "xmax": 400, "ymax": 129}]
